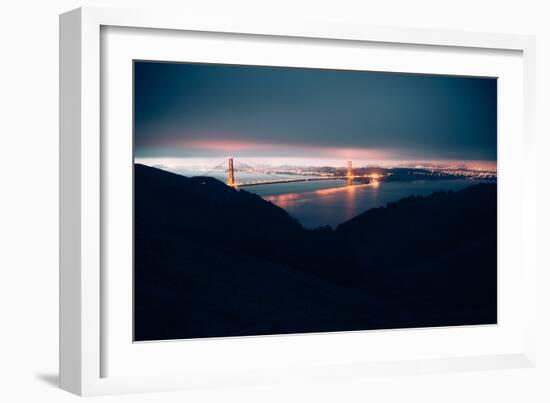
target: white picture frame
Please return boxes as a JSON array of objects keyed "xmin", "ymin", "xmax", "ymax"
[{"xmin": 59, "ymin": 6, "xmax": 537, "ymax": 396}]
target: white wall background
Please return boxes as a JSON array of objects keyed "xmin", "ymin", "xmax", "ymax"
[{"xmin": 0, "ymin": 1, "xmax": 548, "ymax": 402}]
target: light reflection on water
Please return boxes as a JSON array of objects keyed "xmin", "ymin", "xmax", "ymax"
[
  {"xmin": 251, "ymin": 179, "xmax": 487, "ymax": 229},
  {"xmin": 263, "ymin": 183, "xmax": 374, "ymax": 228}
]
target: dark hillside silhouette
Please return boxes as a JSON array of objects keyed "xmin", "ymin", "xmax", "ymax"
[{"xmin": 134, "ymin": 164, "xmax": 497, "ymax": 341}]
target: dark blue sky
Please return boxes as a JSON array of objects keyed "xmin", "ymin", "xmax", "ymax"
[{"xmin": 134, "ymin": 61, "xmax": 496, "ymax": 168}]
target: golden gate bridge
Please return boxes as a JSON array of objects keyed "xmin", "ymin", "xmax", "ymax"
[{"xmin": 223, "ymin": 157, "xmax": 378, "ymax": 188}]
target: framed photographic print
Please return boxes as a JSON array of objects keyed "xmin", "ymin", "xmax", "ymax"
[{"xmin": 60, "ymin": 7, "xmax": 537, "ymax": 396}]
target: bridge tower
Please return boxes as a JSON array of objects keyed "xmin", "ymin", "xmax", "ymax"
[
  {"xmin": 347, "ymin": 160, "xmax": 353, "ymax": 185},
  {"xmin": 227, "ymin": 157, "xmax": 235, "ymax": 187}
]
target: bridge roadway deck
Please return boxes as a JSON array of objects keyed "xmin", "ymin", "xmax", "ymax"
[{"xmin": 233, "ymin": 176, "xmax": 368, "ymax": 187}]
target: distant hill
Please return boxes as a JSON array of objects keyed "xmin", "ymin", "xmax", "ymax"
[
  {"xmin": 336, "ymin": 184, "xmax": 497, "ymax": 328},
  {"xmin": 134, "ymin": 164, "xmax": 496, "ymax": 341}
]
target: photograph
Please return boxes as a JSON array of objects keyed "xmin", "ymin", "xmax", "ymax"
[{"xmin": 133, "ymin": 61, "xmax": 497, "ymax": 342}]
